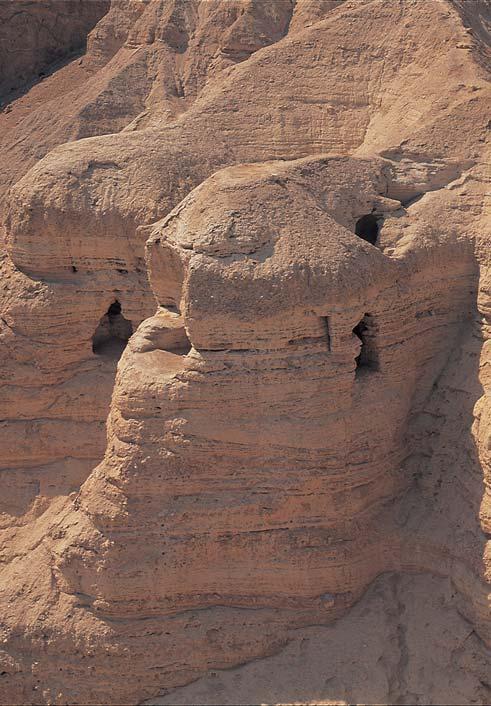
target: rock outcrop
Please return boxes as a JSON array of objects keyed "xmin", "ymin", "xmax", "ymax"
[
  {"xmin": 0, "ymin": 1, "xmax": 490, "ymax": 704},
  {"xmin": 0, "ymin": 0, "xmax": 109, "ymax": 97}
]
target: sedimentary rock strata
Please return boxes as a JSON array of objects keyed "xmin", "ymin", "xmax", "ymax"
[{"xmin": 0, "ymin": 1, "xmax": 490, "ymax": 704}]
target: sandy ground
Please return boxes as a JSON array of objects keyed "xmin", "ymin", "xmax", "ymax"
[{"xmin": 147, "ymin": 573, "xmax": 490, "ymax": 706}]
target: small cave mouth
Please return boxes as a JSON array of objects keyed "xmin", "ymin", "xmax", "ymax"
[
  {"xmin": 353, "ymin": 314, "xmax": 379, "ymax": 375},
  {"xmin": 92, "ymin": 300, "xmax": 133, "ymax": 358},
  {"xmin": 355, "ymin": 214, "xmax": 380, "ymax": 245}
]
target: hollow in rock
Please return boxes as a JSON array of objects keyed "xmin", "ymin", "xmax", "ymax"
[{"xmin": 92, "ymin": 300, "xmax": 133, "ymax": 358}]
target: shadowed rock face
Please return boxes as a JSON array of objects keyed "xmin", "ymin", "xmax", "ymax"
[
  {"xmin": 0, "ymin": 1, "xmax": 490, "ymax": 705},
  {"xmin": 0, "ymin": 0, "xmax": 110, "ymax": 98}
]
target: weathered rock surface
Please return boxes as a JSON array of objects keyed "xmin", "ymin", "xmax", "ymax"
[
  {"xmin": 0, "ymin": 1, "xmax": 490, "ymax": 704},
  {"xmin": 0, "ymin": 0, "xmax": 109, "ymax": 97},
  {"xmin": 147, "ymin": 574, "xmax": 491, "ymax": 706}
]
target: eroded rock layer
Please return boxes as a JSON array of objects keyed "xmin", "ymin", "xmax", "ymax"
[{"xmin": 0, "ymin": 1, "xmax": 490, "ymax": 704}]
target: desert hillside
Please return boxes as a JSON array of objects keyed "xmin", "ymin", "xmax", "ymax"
[{"xmin": 0, "ymin": 1, "xmax": 490, "ymax": 704}]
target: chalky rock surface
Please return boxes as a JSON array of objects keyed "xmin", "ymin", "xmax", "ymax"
[{"xmin": 0, "ymin": 1, "xmax": 490, "ymax": 704}]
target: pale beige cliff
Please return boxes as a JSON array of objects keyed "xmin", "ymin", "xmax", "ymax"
[{"xmin": 0, "ymin": 1, "xmax": 490, "ymax": 704}]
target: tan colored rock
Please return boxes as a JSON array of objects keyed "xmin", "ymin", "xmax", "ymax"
[{"xmin": 0, "ymin": 1, "xmax": 490, "ymax": 704}]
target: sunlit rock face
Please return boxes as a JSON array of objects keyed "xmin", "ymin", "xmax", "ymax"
[
  {"xmin": 67, "ymin": 156, "xmax": 476, "ymax": 615},
  {"xmin": 0, "ymin": 1, "xmax": 490, "ymax": 704}
]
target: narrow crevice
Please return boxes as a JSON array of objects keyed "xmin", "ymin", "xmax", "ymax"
[
  {"xmin": 387, "ymin": 575, "xmax": 411, "ymax": 705},
  {"xmin": 323, "ymin": 316, "xmax": 331, "ymax": 351},
  {"xmin": 353, "ymin": 314, "xmax": 379, "ymax": 375}
]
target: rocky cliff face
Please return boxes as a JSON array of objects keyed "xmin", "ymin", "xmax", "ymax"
[
  {"xmin": 0, "ymin": 1, "xmax": 490, "ymax": 704},
  {"xmin": 0, "ymin": 0, "xmax": 109, "ymax": 97}
]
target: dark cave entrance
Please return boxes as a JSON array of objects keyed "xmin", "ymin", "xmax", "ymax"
[
  {"xmin": 92, "ymin": 300, "xmax": 133, "ymax": 357},
  {"xmin": 353, "ymin": 314, "xmax": 378, "ymax": 375},
  {"xmin": 355, "ymin": 214, "xmax": 380, "ymax": 245}
]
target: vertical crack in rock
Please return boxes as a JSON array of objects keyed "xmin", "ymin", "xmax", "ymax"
[
  {"xmin": 388, "ymin": 574, "xmax": 413, "ymax": 706},
  {"xmin": 353, "ymin": 313, "xmax": 379, "ymax": 375}
]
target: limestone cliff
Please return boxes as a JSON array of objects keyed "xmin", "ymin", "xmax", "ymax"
[
  {"xmin": 0, "ymin": 0, "xmax": 109, "ymax": 97},
  {"xmin": 0, "ymin": 1, "xmax": 490, "ymax": 704}
]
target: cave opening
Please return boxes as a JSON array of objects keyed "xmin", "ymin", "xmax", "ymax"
[
  {"xmin": 353, "ymin": 314, "xmax": 378, "ymax": 374},
  {"xmin": 355, "ymin": 214, "xmax": 380, "ymax": 245},
  {"xmin": 92, "ymin": 300, "xmax": 133, "ymax": 357}
]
